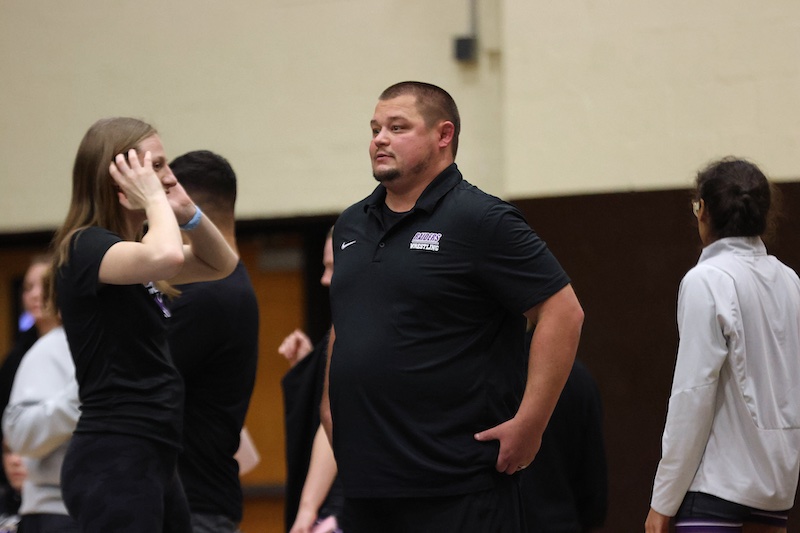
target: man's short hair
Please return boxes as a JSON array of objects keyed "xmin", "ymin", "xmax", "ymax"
[
  {"xmin": 379, "ymin": 81, "xmax": 461, "ymax": 158},
  {"xmin": 170, "ymin": 150, "xmax": 237, "ymax": 211}
]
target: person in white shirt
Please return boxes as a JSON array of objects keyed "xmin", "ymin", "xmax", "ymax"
[
  {"xmin": 3, "ymin": 267, "xmax": 79, "ymax": 533},
  {"xmin": 3, "ymin": 325, "xmax": 79, "ymax": 533},
  {"xmin": 645, "ymin": 157, "xmax": 800, "ymax": 533}
]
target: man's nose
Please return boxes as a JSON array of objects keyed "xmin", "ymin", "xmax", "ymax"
[{"xmin": 373, "ymin": 128, "xmax": 389, "ymax": 145}]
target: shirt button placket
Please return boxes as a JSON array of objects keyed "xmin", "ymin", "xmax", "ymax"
[{"xmin": 373, "ymin": 240, "xmax": 386, "ymax": 262}]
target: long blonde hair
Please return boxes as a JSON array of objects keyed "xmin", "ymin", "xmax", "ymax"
[{"xmin": 50, "ymin": 117, "xmax": 158, "ymax": 301}]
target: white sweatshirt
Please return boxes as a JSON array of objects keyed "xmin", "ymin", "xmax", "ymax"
[{"xmin": 3, "ymin": 327, "xmax": 79, "ymax": 516}]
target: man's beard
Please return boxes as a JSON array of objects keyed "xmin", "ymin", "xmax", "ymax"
[
  {"xmin": 372, "ymin": 154, "xmax": 432, "ymax": 184},
  {"xmin": 373, "ymin": 168, "xmax": 401, "ymax": 183}
]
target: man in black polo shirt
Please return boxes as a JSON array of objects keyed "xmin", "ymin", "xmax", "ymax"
[{"xmin": 322, "ymin": 81, "xmax": 584, "ymax": 532}]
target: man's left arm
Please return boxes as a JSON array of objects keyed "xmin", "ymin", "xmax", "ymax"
[{"xmin": 475, "ymin": 284, "xmax": 583, "ymax": 474}]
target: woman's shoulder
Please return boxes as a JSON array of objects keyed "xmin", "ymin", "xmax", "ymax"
[
  {"xmin": 72, "ymin": 226, "xmax": 120, "ymax": 244},
  {"xmin": 680, "ymin": 261, "xmax": 736, "ymax": 294},
  {"xmin": 67, "ymin": 226, "xmax": 122, "ymax": 261}
]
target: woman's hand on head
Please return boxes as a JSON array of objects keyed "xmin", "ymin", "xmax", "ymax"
[{"xmin": 109, "ymin": 149, "xmax": 165, "ymax": 211}]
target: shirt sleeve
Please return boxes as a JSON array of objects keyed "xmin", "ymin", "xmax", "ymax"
[
  {"xmin": 2, "ymin": 330, "xmax": 80, "ymax": 459},
  {"xmin": 474, "ymin": 202, "xmax": 570, "ymax": 314},
  {"xmin": 70, "ymin": 227, "xmax": 121, "ymax": 295},
  {"xmin": 650, "ymin": 265, "xmax": 735, "ymax": 515}
]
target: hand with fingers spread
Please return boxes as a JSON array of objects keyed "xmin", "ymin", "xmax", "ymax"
[
  {"xmin": 108, "ymin": 149, "xmax": 167, "ymax": 211},
  {"xmin": 474, "ymin": 416, "xmax": 541, "ymax": 475}
]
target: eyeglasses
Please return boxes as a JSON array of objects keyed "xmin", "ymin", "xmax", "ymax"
[{"xmin": 692, "ymin": 200, "xmax": 700, "ymax": 217}]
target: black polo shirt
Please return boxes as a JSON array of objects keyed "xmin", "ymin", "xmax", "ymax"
[{"xmin": 329, "ymin": 163, "xmax": 570, "ymax": 498}]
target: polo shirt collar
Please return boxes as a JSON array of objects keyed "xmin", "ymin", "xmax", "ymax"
[{"xmin": 363, "ymin": 163, "xmax": 463, "ymax": 214}]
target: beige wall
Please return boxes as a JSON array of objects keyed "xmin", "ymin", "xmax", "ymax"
[
  {"xmin": 1, "ymin": 0, "xmax": 797, "ymax": 233},
  {"xmin": 503, "ymin": 1, "xmax": 800, "ymax": 198}
]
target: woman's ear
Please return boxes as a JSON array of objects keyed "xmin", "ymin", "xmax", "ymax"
[{"xmin": 697, "ymin": 199, "xmax": 707, "ymax": 219}]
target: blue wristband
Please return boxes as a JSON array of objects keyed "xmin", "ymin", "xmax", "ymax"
[{"xmin": 179, "ymin": 206, "xmax": 203, "ymax": 231}]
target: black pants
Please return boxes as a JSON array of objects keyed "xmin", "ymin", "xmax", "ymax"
[
  {"xmin": 189, "ymin": 513, "xmax": 241, "ymax": 533},
  {"xmin": 344, "ymin": 474, "xmax": 525, "ymax": 533},
  {"xmin": 675, "ymin": 492, "xmax": 789, "ymax": 530},
  {"xmin": 61, "ymin": 433, "xmax": 191, "ymax": 533},
  {"xmin": 18, "ymin": 513, "xmax": 79, "ymax": 533}
]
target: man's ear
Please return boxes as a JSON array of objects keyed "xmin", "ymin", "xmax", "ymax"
[{"xmin": 438, "ymin": 121, "xmax": 455, "ymax": 150}]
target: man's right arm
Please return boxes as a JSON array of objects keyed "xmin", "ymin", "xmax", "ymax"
[{"xmin": 474, "ymin": 284, "xmax": 584, "ymax": 473}]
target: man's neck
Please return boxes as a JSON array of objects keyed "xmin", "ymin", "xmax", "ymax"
[
  {"xmin": 384, "ymin": 181, "xmax": 429, "ymax": 212},
  {"xmin": 384, "ymin": 160, "xmax": 451, "ymax": 213},
  {"xmin": 181, "ymin": 211, "xmax": 239, "ymax": 256}
]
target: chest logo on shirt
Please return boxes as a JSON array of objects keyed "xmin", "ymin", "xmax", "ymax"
[{"xmin": 409, "ymin": 232, "xmax": 442, "ymax": 252}]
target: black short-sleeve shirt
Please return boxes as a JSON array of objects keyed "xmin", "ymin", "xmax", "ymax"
[
  {"xmin": 168, "ymin": 262, "xmax": 259, "ymax": 522},
  {"xmin": 329, "ymin": 164, "xmax": 570, "ymax": 498},
  {"xmin": 56, "ymin": 227, "xmax": 184, "ymax": 449}
]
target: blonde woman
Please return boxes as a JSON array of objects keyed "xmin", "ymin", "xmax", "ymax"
[{"xmin": 51, "ymin": 118, "xmax": 237, "ymax": 533}]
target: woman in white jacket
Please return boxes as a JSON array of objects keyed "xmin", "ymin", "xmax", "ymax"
[
  {"xmin": 3, "ymin": 301, "xmax": 79, "ymax": 532},
  {"xmin": 646, "ymin": 157, "xmax": 800, "ymax": 533}
]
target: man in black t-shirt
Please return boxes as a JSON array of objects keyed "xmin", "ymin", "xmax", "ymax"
[
  {"xmin": 168, "ymin": 151, "xmax": 259, "ymax": 533},
  {"xmin": 323, "ymin": 82, "xmax": 585, "ymax": 532}
]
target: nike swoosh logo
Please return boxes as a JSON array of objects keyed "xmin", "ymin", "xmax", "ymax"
[{"xmin": 341, "ymin": 240, "xmax": 357, "ymax": 250}]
